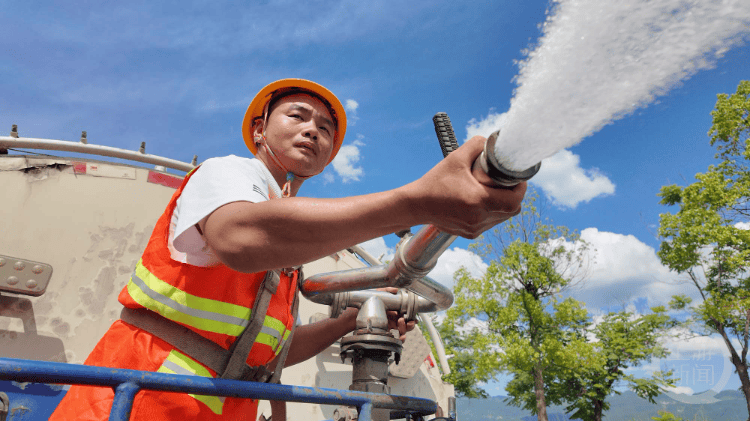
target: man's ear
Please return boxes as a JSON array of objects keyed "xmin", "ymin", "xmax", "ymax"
[{"xmin": 252, "ymin": 120, "xmax": 265, "ymax": 142}]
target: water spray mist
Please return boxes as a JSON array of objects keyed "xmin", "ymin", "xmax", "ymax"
[{"xmin": 494, "ymin": 0, "xmax": 750, "ymax": 171}]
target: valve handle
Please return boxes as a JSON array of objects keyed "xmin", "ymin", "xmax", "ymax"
[{"xmin": 432, "ymin": 112, "xmax": 459, "ymax": 158}]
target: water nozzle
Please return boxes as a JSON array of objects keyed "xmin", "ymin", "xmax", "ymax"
[
  {"xmin": 473, "ymin": 130, "xmax": 541, "ymax": 187},
  {"xmin": 433, "ymin": 113, "xmax": 540, "ymax": 188}
]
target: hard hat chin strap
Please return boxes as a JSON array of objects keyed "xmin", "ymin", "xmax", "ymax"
[
  {"xmin": 255, "ymin": 137, "xmax": 312, "ymax": 198},
  {"xmin": 256, "ymin": 101, "xmax": 326, "ymax": 198}
]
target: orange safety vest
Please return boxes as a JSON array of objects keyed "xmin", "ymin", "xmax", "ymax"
[{"xmin": 51, "ymin": 166, "xmax": 298, "ymax": 420}]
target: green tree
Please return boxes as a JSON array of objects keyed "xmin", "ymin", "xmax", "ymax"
[
  {"xmin": 437, "ymin": 313, "xmax": 492, "ymax": 398},
  {"xmin": 651, "ymin": 411, "xmax": 684, "ymax": 421},
  {"xmin": 657, "ymin": 80, "xmax": 750, "ymax": 418},
  {"xmin": 561, "ymin": 309, "xmax": 677, "ymax": 421},
  {"xmin": 442, "ymin": 191, "xmax": 592, "ymax": 421},
  {"xmin": 442, "ymin": 191, "xmax": 679, "ymax": 421}
]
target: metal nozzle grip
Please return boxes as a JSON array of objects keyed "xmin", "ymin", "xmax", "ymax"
[{"xmin": 432, "ymin": 112, "xmax": 459, "ymax": 158}]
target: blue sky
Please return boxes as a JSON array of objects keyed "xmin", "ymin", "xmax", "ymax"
[{"xmin": 3, "ymin": 0, "xmax": 749, "ymax": 398}]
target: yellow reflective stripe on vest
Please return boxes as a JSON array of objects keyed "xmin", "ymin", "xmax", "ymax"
[
  {"xmin": 126, "ymin": 260, "xmax": 291, "ymax": 343},
  {"xmin": 157, "ymin": 350, "xmax": 225, "ymax": 415},
  {"xmin": 127, "ymin": 261, "xmax": 249, "ymax": 336}
]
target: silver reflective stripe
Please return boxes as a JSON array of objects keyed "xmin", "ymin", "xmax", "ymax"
[
  {"xmin": 131, "ymin": 271, "xmax": 250, "ymax": 328},
  {"xmin": 162, "ymin": 358, "xmax": 194, "ymax": 376},
  {"xmin": 261, "ymin": 325, "xmax": 283, "ymax": 344}
]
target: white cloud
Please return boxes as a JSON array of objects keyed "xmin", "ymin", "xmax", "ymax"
[
  {"xmin": 533, "ymin": 150, "xmax": 615, "ymax": 208},
  {"xmin": 357, "ymin": 237, "xmax": 394, "ymax": 262},
  {"xmin": 557, "ymin": 229, "xmax": 742, "ymax": 393},
  {"xmin": 345, "ymin": 99, "xmax": 359, "ymax": 113},
  {"xmin": 331, "ymin": 137, "xmax": 365, "ymax": 183},
  {"xmin": 345, "ymin": 99, "xmax": 360, "ymax": 126},
  {"xmin": 658, "ymin": 332, "xmax": 740, "ymax": 393},
  {"xmin": 465, "ymin": 111, "xmax": 615, "ymax": 208},
  {"xmin": 662, "ymin": 331, "xmax": 730, "ymax": 359},
  {"xmin": 735, "ymin": 221, "xmax": 750, "ymax": 230},
  {"xmin": 666, "ymin": 386, "xmax": 694, "ymax": 395},
  {"xmin": 556, "ymin": 228, "xmax": 687, "ymax": 308},
  {"xmin": 581, "ymin": 228, "xmax": 672, "ymax": 285},
  {"xmin": 427, "ymin": 247, "xmax": 488, "ymax": 290}
]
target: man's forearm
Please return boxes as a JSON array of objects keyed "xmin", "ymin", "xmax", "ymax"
[
  {"xmin": 203, "ymin": 188, "xmax": 417, "ymax": 273},
  {"xmin": 283, "ymin": 308, "xmax": 358, "ymax": 367}
]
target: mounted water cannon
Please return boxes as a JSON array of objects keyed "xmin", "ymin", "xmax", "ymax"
[
  {"xmin": 300, "ymin": 113, "xmax": 542, "ymax": 306},
  {"xmin": 298, "ymin": 112, "xmax": 541, "ymax": 421},
  {"xmin": 301, "ymin": 112, "xmax": 542, "ymax": 316}
]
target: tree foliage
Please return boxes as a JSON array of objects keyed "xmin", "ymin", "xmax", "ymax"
[
  {"xmin": 441, "ymin": 191, "xmax": 676, "ymax": 421},
  {"xmin": 560, "ymin": 309, "xmax": 677, "ymax": 421},
  {"xmin": 442, "ymin": 191, "xmax": 590, "ymax": 421},
  {"xmin": 657, "ymin": 80, "xmax": 750, "ymax": 418},
  {"xmin": 651, "ymin": 411, "xmax": 684, "ymax": 421}
]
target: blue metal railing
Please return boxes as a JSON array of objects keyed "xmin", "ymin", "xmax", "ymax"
[{"xmin": 0, "ymin": 358, "xmax": 436, "ymax": 421}]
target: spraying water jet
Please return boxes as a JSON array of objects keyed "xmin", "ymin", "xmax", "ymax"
[{"xmin": 490, "ymin": 0, "xmax": 750, "ymax": 172}]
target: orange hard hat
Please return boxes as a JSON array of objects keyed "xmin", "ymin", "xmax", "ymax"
[{"xmin": 242, "ymin": 78, "xmax": 347, "ymax": 165}]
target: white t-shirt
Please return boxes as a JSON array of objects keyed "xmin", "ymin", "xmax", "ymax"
[{"xmin": 168, "ymin": 155, "xmax": 282, "ymax": 267}]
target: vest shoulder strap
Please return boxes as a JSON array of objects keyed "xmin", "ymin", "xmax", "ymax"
[
  {"xmin": 268, "ymin": 289, "xmax": 299, "ymax": 383},
  {"xmin": 221, "ymin": 269, "xmax": 280, "ymax": 380}
]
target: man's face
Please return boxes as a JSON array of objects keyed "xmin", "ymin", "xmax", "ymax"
[{"xmin": 258, "ymin": 93, "xmax": 336, "ymax": 177}]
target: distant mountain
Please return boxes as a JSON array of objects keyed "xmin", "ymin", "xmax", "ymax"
[{"xmin": 458, "ymin": 390, "xmax": 747, "ymax": 421}]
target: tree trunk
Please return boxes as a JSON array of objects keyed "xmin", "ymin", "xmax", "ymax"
[
  {"xmin": 716, "ymin": 324, "xmax": 750, "ymax": 421},
  {"xmin": 533, "ymin": 362, "xmax": 548, "ymax": 421},
  {"xmin": 593, "ymin": 399, "xmax": 603, "ymax": 421},
  {"xmin": 736, "ymin": 361, "xmax": 750, "ymax": 421}
]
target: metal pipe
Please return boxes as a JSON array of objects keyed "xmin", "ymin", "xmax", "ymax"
[
  {"xmin": 398, "ymin": 226, "xmax": 456, "ymax": 274},
  {"xmin": 301, "ymin": 226, "xmax": 455, "ymax": 312},
  {"xmin": 356, "ymin": 296, "xmax": 390, "ymax": 331},
  {"xmin": 0, "ymin": 358, "xmax": 437, "ymax": 419},
  {"xmin": 301, "ymin": 264, "xmax": 452, "ymax": 312},
  {"xmin": 419, "ymin": 314, "xmax": 451, "ymax": 376},
  {"xmin": 301, "ymin": 265, "xmax": 391, "ymax": 297},
  {"xmin": 0, "ymin": 136, "xmax": 196, "ymax": 172},
  {"xmin": 110, "ymin": 382, "xmax": 140, "ymax": 421},
  {"xmin": 310, "ymin": 290, "xmax": 441, "ymax": 318}
]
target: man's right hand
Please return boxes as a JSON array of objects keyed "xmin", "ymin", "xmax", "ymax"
[{"xmin": 401, "ymin": 135, "xmax": 527, "ymax": 239}]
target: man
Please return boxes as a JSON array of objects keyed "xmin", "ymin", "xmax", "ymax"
[{"xmin": 51, "ymin": 79, "xmax": 526, "ymax": 420}]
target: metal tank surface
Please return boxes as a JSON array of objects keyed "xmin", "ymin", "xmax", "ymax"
[{"xmin": 0, "ymin": 133, "xmax": 455, "ymax": 421}]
